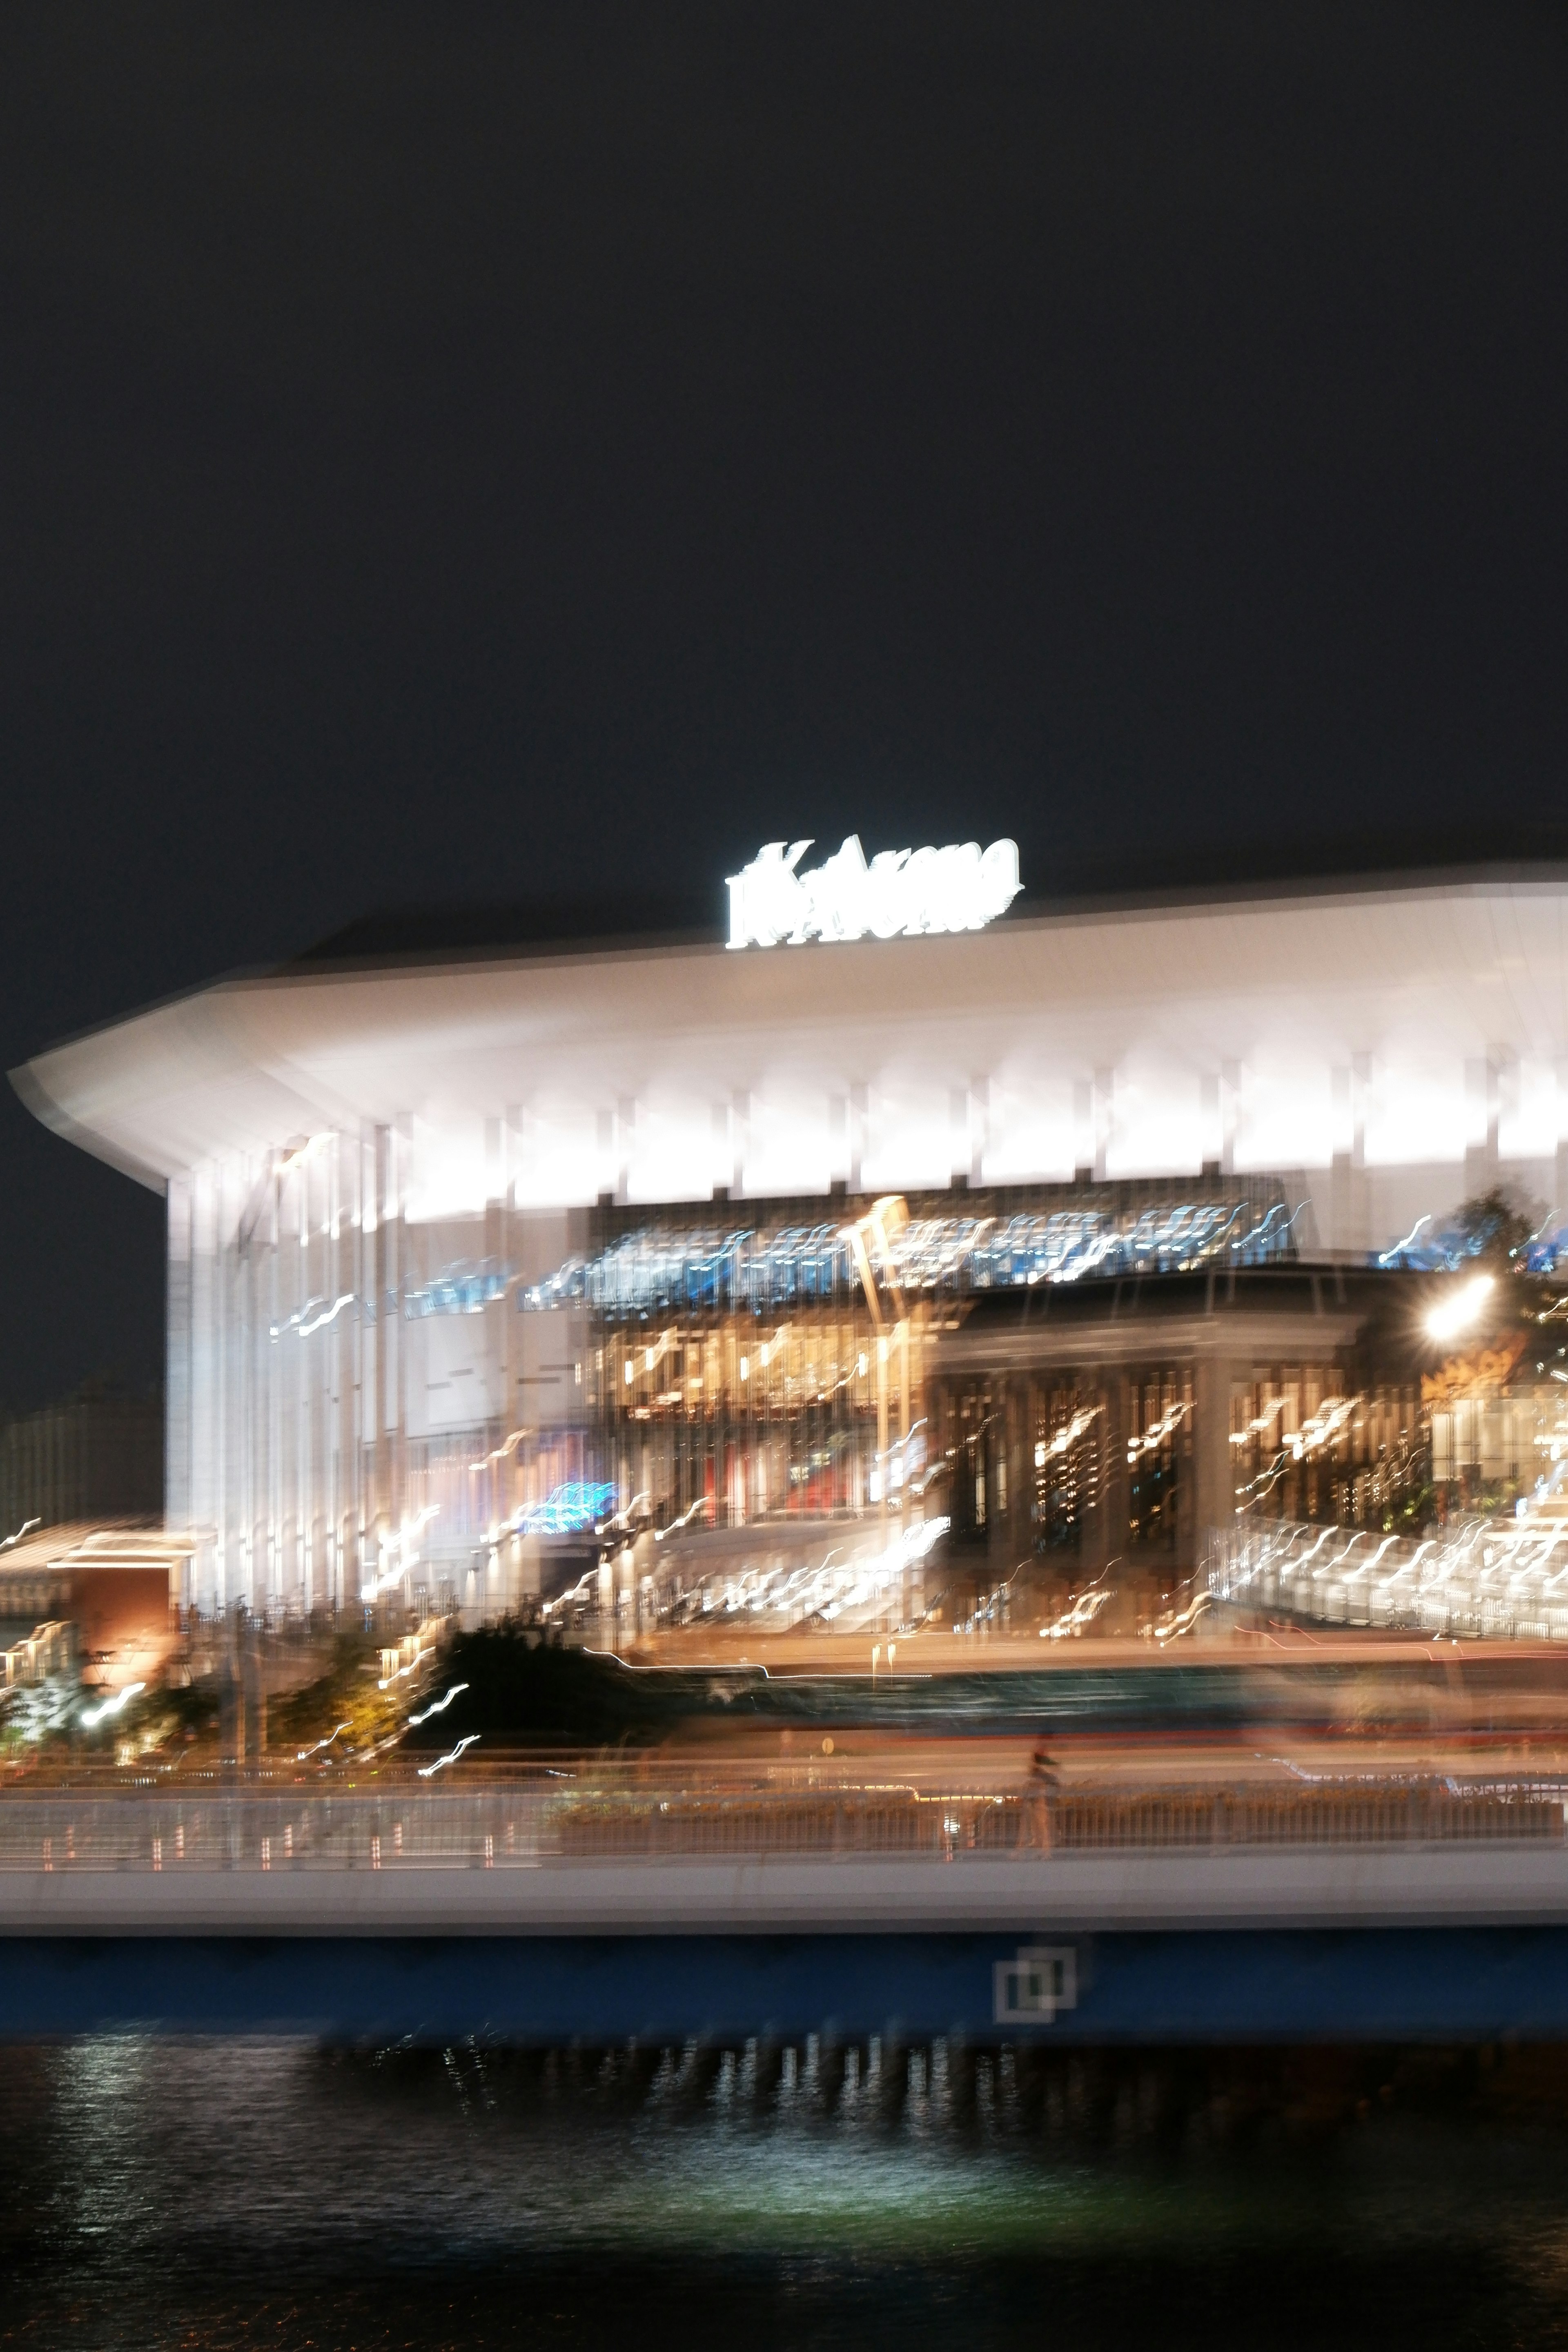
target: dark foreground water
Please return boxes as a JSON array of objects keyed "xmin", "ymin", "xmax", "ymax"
[{"xmin": 4, "ymin": 2037, "xmax": 1568, "ymax": 2350}]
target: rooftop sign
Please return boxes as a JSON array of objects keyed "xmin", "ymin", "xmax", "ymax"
[{"xmin": 726, "ymin": 834, "xmax": 1021, "ymax": 949}]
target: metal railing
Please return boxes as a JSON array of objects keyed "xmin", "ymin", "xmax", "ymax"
[
  {"xmin": 0, "ymin": 1773, "xmax": 1559, "ymax": 1872},
  {"xmin": 1051, "ymin": 1786, "xmax": 1562, "ymax": 1851},
  {"xmin": 555, "ymin": 1791, "xmax": 1041, "ymax": 1858}
]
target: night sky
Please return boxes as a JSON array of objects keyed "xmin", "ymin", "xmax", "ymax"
[{"xmin": 1, "ymin": 1, "xmax": 1566, "ymax": 1410}]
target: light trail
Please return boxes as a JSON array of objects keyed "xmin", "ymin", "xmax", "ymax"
[
  {"xmin": 417, "ymin": 1733, "xmax": 481, "ymax": 1778},
  {"xmin": 80, "ymin": 1681, "xmax": 145, "ymax": 1730},
  {"xmin": 408, "ymin": 1683, "xmax": 468, "ymax": 1728},
  {"xmin": 296, "ymin": 1721, "xmax": 352, "ymax": 1762}
]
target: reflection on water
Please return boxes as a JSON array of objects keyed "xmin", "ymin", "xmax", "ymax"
[{"xmin": 3, "ymin": 2036, "xmax": 1568, "ymax": 2347}]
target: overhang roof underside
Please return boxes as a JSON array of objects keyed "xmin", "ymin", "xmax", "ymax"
[{"xmin": 13, "ymin": 878, "xmax": 1568, "ymax": 1194}]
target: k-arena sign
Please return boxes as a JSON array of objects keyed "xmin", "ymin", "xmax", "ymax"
[{"xmin": 726, "ymin": 834, "xmax": 1022, "ymax": 949}]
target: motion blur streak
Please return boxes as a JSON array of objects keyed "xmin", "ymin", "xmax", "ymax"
[
  {"xmin": 77, "ymin": 1681, "xmax": 143, "ymax": 1731},
  {"xmin": 294, "ymin": 1722, "xmax": 351, "ymax": 1763},
  {"xmin": 416, "ymin": 1733, "xmax": 481, "ymax": 1778},
  {"xmin": 406, "ymin": 1683, "xmax": 468, "ymax": 1728}
]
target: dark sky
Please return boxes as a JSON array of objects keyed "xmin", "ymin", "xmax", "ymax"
[{"xmin": 1, "ymin": 0, "xmax": 1566, "ymax": 1411}]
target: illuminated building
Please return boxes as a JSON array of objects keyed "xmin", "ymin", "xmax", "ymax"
[
  {"xmin": 0, "ymin": 1381, "xmax": 162, "ymax": 1539},
  {"xmin": 13, "ymin": 859, "xmax": 1568, "ymax": 1617}
]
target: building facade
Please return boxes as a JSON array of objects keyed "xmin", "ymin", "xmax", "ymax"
[
  {"xmin": 15, "ymin": 866, "xmax": 1568, "ymax": 1618},
  {"xmin": 0, "ymin": 1383, "xmax": 163, "ymax": 1541}
]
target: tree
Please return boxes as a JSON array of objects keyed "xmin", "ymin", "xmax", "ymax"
[{"xmin": 1451, "ymin": 1186, "xmax": 1541, "ymax": 1270}]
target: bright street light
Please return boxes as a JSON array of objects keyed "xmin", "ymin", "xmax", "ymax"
[{"xmin": 1425, "ymin": 1272, "xmax": 1495, "ymax": 1343}]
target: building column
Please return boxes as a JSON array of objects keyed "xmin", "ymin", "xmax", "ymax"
[
  {"xmin": 166, "ymin": 1175, "xmax": 193, "ymax": 1558},
  {"xmin": 1192, "ymin": 1356, "xmax": 1237, "ymax": 1571},
  {"xmin": 985, "ymin": 1377, "xmax": 1030, "ymax": 1581},
  {"xmin": 1020, "ymin": 1373, "xmax": 1029, "ymax": 1571},
  {"xmin": 1464, "ymin": 1051, "xmax": 1507, "ymax": 1200},
  {"xmin": 1086, "ymin": 1368, "xmax": 1128, "ymax": 1576},
  {"xmin": 1176, "ymin": 1364, "xmax": 1199, "ymax": 1572}
]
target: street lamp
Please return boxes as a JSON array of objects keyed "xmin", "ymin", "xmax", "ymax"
[{"xmin": 1425, "ymin": 1272, "xmax": 1494, "ymax": 1344}]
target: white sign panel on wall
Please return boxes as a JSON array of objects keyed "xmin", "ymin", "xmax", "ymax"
[{"xmin": 726, "ymin": 833, "xmax": 1022, "ymax": 949}]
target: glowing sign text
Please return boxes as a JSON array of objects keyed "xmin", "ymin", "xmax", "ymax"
[{"xmin": 726, "ymin": 835, "xmax": 1021, "ymax": 949}]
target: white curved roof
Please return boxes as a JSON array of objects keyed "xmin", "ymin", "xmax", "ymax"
[{"xmin": 14, "ymin": 873, "xmax": 1568, "ymax": 1220}]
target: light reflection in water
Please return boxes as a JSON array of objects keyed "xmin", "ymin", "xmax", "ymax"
[{"xmin": 1, "ymin": 2036, "xmax": 1568, "ymax": 2348}]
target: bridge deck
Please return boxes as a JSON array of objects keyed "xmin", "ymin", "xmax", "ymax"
[
  {"xmin": 4, "ymin": 1843, "xmax": 1568, "ymax": 1932},
  {"xmin": 4, "ymin": 1782, "xmax": 1568, "ymax": 2038}
]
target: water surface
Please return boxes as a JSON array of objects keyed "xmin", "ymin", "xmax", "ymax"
[{"xmin": 3, "ymin": 2035, "xmax": 1567, "ymax": 2348}]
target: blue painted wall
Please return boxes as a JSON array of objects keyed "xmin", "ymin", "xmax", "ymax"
[{"xmin": 4, "ymin": 1927, "xmax": 1568, "ymax": 2042}]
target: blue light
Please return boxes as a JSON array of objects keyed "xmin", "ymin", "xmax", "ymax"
[
  {"xmin": 404, "ymin": 1259, "xmax": 511, "ymax": 1318},
  {"xmin": 516, "ymin": 1481, "xmax": 619, "ymax": 1537},
  {"xmin": 517, "ymin": 1194, "xmax": 1299, "ymax": 1323},
  {"xmin": 1376, "ymin": 1216, "xmax": 1568, "ymax": 1274}
]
